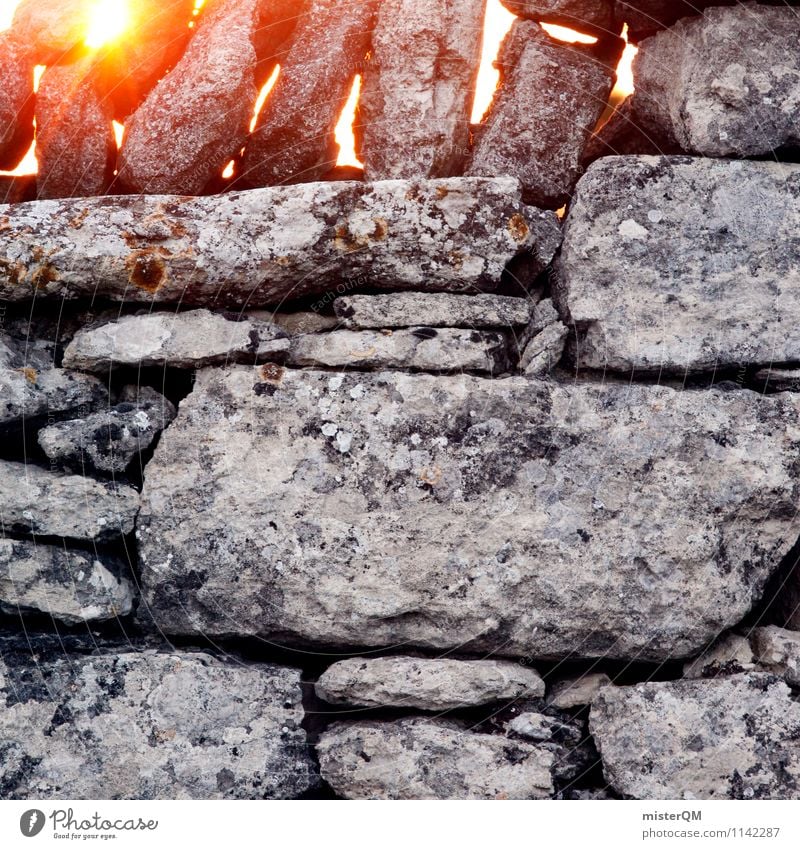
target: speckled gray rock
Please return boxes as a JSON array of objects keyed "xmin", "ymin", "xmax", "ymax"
[
  {"xmin": 0, "ymin": 539, "xmax": 135, "ymax": 624},
  {"xmin": 627, "ymin": 5, "xmax": 800, "ymax": 156},
  {"xmin": 467, "ymin": 21, "xmax": 614, "ymax": 208},
  {"xmin": 35, "ymin": 63, "xmax": 115, "ymax": 200},
  {"xmin": 682, "ymin": 632, "xmax": 757, "ymax": 680},
  {"xmin": 287, "ymin": 328, "xmax": 511, "ymax": 374},
  {"xmin": 0, "ymin": 178, "xmax": 558, "ymax": 305},
  {"xmin": 557, "ymin": 157, "xmax": 800, "ymax": 373},
  {"xmin": 0, "ymin": 34, "xmax": 35, "ymax": 171},
  {"xmin": 250, "ymin": 311, "xmax": 341, "ymax": 336},
  {"xmin": 359, "ymin": 0, "xmax": 485, "ymax": 181},
  {"xmin": 520, "ymin": 311, "xmax": 568, "ymax": 376},
  {"xmin": 118, "ymin": 0, "xmax": 262, "ymax": 195},
  {"xmin": 548, "ymin": 672, "xmax": 612, "ymax": 708},
  {"xmin": 0, "ymin": 461, "xmax": 139, "ymax": 542},
  {"xmin": 502, "ymin": 1, "xmax": 615, "ymax": 36},
  {"xmin": 316, "ymin": 657, "xmax": 544, "ymax": 710},
  {"xmin": 318, "ymin": 718, "xmax": 554, "ymax": 799},
  {"xmin": 752, "ymin": 627, "xmax": 800, "ymax": 688},
  {"xmin": 63, "ymin": 310, "xmax": 289, "ymax": 372},
  {"xmin": 38, "ymin": 389, "xmax": 176, "ymax": 474},
  {"xmin": 617, "ymin": 1, "xmax": 735, "ymax": 43},
  {"xmin": 334, "ymin": 293, "xmax": 532, "ymax": 329},
  {"xmin": 591, "ymin": 675, "xmax": 800, "ymax": 799},
  {"xmin": 0, "ymin": 650, "xmax": 316, "ymax": 799},
  {"xmin": 242, "ymin": 0, "xmax": 380, "ymax": 187},
  {"xmin": 136, "ymin": 367, "xmax": 800, "ymax": 660},
  {"xmin": 1, "ymin": 333, "xmax": 107, "ymax": 429}
]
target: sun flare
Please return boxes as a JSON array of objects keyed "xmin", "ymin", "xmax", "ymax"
[{"xmin": 85, "ymin": 0, "xmax": 130, "ymax": 50}]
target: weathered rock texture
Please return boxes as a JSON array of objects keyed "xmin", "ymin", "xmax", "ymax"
[
  {"xmin": 626, "ymin": 5, "xmax": 800, "ymax": 157},
  {"xmin": 10, "ymin": 0, "xmax": 89, "ymax": 63},
  {"xmin": 503, "ymin": 1, "xmax": 616, "ymax": 37},
  {"xmin": 136, "ymin": 368, "xmax": 800, "ymax": 660},
  {"xmin": 617, "ymin": 1, "xmax": 735, "ymax": 43},
  {"xmin": 548, "ymin": 672, "xmax": 612, "ymax": 708},
  {"xmin": 467, "ymin": 22, "xmax": 614, "ymax": 208},
  {"xmin": 752, "ymin": 627, "xmax": 800, "ymax": 688},
  {"xmin": 318, "ymin": 718, "xmax": 554, "ymax": 799},
  {"xmin": 0, "ymin": 650, "xmax": 317, "ymax": 799},
  {"xmin": 0, "ymin": 178, "xmax": 559, "ymax": 305},
  {"xmin": 557, "ymin": 156, "xmax": 800, "ymax": 373},
  {"xmin": 0, "ymin": 539, "xmax": 135, "ymax": 624},
  {"xmin": 0, "ymin": 34, "xmax": 35, "ymax": 171},
  {"xmin": 242, "ymin": 0, "xmax": 380, "ymax": 187},
  {"xmin": 0, "ymin": 461, "xmax": 139, "ymax": 542},
  {"xmin": 35, "ymin": 62, "xmax": 116, "ymax": 200},
  {"xmin": 287, "ymin": 328, "xmax": 511, "ymax": 374},
  {"xmin": 358, "ymin": 0, "xmax": 486, "ymax": 181},
  {"xmin": 591, "ymin": 675, "xmax": 800, "ymax": 799},
  {"xmin": 682, "ymin": 633, "xmax": 757, "ymax": 680},
  {"xmin": 316, "ymin": 657, "xmax": 544, "ymax": 709},
  {"xmin": 63, "ymin": 310, "xmax": 289, "ymax": 372}
]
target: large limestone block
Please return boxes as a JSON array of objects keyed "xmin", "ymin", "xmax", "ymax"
[
  {"xmin": 0, "ymin": 178, "xmax": 558, "ymax": 305},
  {"xmin": 137, "ymin": 367, "xmax": 800, "ymax": 660},
  {"xmin": 591, "ymin": 675, "xmax": 800, "ymax": 799},
  {"xmin": 556, "ymin": 156, "xmax": 800, "ymax": 373},
  {"xmin": 0, "ymin": 649, "xmax": 316, "ymax": 799}
]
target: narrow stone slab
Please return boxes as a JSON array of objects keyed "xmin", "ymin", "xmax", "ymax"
[
  {"xmin": 0, "ymin": 461, "xmax": 139, "ymax": 542},
  {"xmin": 557, "ymin": 157, "xmax": 800, "ymax": 373},
  {"xmin": 359, "ymin": 0, "xmax": 485, "ymax": 181},
  {"xmin": 753, "ymin": 368, "xmax": 800, "ymax": 393},
  {"xmin": 0, "ymin": 178, "xmax": 558, "ymax": 305},
  {"xmin": 318, "ymin": 718, "xmax": 554, "ymax": 799},
  {"xmin": 0, "ymin": 650, "xmax": 316, "ymax": 799},
  {"xmin": 287, "ymin": 328, "xmax": 511, "ymax": 374},
  {"xmin": 752, "ymin": 626, "xmax": 800, "ymax": 688},
  {"xmin": 682, "ymin": 633, "xmax": 757, "ymax": 680},
  {"xmin": 137, "ymin": 367, "xmax": 800, "ymax": 661},
  {"xmin": 63, "ymin": 310, "xmax": 289, "ymax": 372},
  {"xmin": 591, "ymin": 675, "xmax": 800, "ymax": 799},
  {"xmin": 548, "ymin": 672, "xmax": 612, "ymax": 709},
  {"xmin": 0, "ymin": 539, "xmax": 135, "ymax": 624},
  {"xmin": 334, "ymin": 293, "xmax": 532, "ymax": 329},
  {"xmin": 503, "ymin": 1, "xmax": 615, "ymax": 37},
  {"xmin": 315, "ymin": 657, "xmax": 544, "ymax": 709}
]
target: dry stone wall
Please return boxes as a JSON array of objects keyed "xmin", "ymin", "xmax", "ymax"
[{"xmin": 1, "ymin": 0, "xmax": 800, "ymax": 801}]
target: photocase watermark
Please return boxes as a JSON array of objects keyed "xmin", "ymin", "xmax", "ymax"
[{"xmin": 18, "ymin": 807, "xmax": 159, "ymax": 839}]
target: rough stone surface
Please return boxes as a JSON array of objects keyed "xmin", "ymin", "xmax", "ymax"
[
  {"xmin": 10, "ymin": 0, "xmax": 88, "ymax": 62},
  {"xmin": 118, "ymin": 0, "xmax": 262, "ymax": 195},
  {"xmin": 334, "ymin": 293, "xmax": 532, "ymax": 329},
  {"xmin": 287, "ymin": 328, "xmax": 511, "ymax": 374},
  {"xmin": 591, "ymin": 674, "xmax": 800, "ymax": 799},
  {"xmin": 0, "ymin": 178, "xmax": 559, "ymax": 305},
  {"xmin": 682, "ymin": 632, "xmax": 757, "ymax": 680},
  {"xmin": 63, "ymin": 310, "xmax": 289, "ymax": 372},
  {"xmin": 467, "ymin": 21, "xmax": 614, "ymax": 208},
  {"xmin": 137, "ymin": 367, "xmax": 800, "ymax": 660},
  {"xmin": 752, "ymin": 626, "xmax": 800, "ymax": 687},
  {"xmin": 0, "ymin": 539, "xmax": 135, "ymax": 625},
  {"xmin": 0, "ymin": 34, "xmax": 35, "ymax": 171},
  {"xmin": 502, "ymin": 1, "xmax": 616, "ymax": 37},
  {"xmin": 359, "ymin": 0, "xmax": 485, "ymax": 181},
  {"xmin": 503, "ymin": 709, "xmax": 595, "ymax": 780},
  {"xmin": 548, "ymin": 672, "xmax": 612, "ymax": 708},
  {"xmin": 556, "ymin": 156, "xmax": 800, "ymax": 373},
  {"xmin": 38, "ymin": 389, "xmax": 176, "ymax": 474},
  {"xmin": 627, "ymin": 5, "xmax": 800, "ymax": 157},
  {"xmin": 242, "ymin": 0, "xmax": 380, "ymax": 187},
  {"xmin": 315, "ymin": 656, "xmax": 545, "ymax": 709},
  {"xmin": 616, "ymin": 1, "xmax": 735, "ymax": 42},
  {"xmin": 520, "ymin": 321, "xmax": 568, "ymax": 376},
  {"xmin": 1, "ymin": 333, "xmax": 107, "ymax": 429},
  {"xmin": 0, "ymin": 650, "xmax": 316, "ymax": 799},
  {"xmin": 318, "ymin": 718, "xmax": 554, "ymax": 799},
  {"xmin": 35, "ymin": 62, "xmax": 116, "ymax": 200},
  {"xmin": 0, "ymin": 461, "xmax": 139, "ymax": 542}
]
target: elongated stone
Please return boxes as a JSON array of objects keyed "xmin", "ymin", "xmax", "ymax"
[
  {"xmin": 556, "ymin": 157, "xmax": 800, "ymax": 373},
  {"xmin": 242, "ymin": 0, "xmax": 380, "ymax": 187},
  {"xmin": 0, "ymin": 461, "xmax": 139, "ymax": 542},
  {"xmin": 0, "ymin": 539, "xmax": 135, "ymax": 624},
  {"xmin": 0, "ymin": 649, "xmax": 317, "ymax": 799},
  {"xmin": 318, "ymin": 719, "xmax": 554, "ymax": 799},
  {"xmin": 467, "ymin": 21, "xmax": 614, "ymax": 208},
  {"xmin": 316, "ymin": 657, "xmax": 544, "ymax": 709},
  {"xmin": 0, "ymin": 34, "xmax": 35, "ymax": 171},
  {"xmin": 359, "ymin": 0, "xmax": 485, "ymax": 181},
  {"xmin": 0, "ymin": 178, "xmax": 558, "ymax": 305},
  {"xmin": 503, "ymin": 1, "xmax": 615, "ymax": 37},
  {"xmin": 136, "ymin": 367, "xmax": 800, "ymax": 660}
]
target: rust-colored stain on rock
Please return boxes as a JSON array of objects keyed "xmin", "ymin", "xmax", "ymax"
[
  {"xmin": 259, "ymin": 363, "xmax": 285, "ymax": 385},
  {"xmin": 127, "ymin": 249, "xmax": 167, "ymax": 293},
  {"xmin": 507, "ymin": 213, "xmax": 530, "ymax": 243}
]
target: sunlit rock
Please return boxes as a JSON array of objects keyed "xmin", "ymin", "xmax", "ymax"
[{"xmin": 0, "ymin": 33, "xmax": 35, "ymax": 171}]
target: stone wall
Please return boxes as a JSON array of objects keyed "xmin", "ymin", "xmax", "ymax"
[{"xmin": 2, "ymin": 0, "xmax": 800, "ymax": 800}]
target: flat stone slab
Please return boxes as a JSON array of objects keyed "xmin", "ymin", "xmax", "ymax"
[
  {"xmin": 591, "ymin": 674, "xmax": 800, "ymax": 799},
  {"xmin": 0, "ymin": 649, "xmax": 316, "ymax": 799},
  {"xmin": 315, "ymin": 656, "xmax": 544, "ymax": 709},
  {"xmin": 557, "ymin": 157, "xmax": 800, "ymax": 373},
  {"xmin": 137, "ymin": 367, "xmax": 800, "ymax": 661},
  {"xmin": 317, "ymin": 718, "xmax": 554, "ymax": 799}
]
